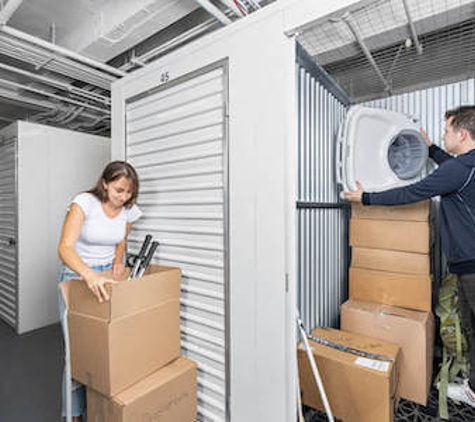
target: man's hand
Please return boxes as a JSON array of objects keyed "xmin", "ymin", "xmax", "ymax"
[
  {"xmin": 343, "ymin": 181, "xmax": 364, "ymax": 203},
  {"xmin": 420, "ymin": 128, "xmax": 432, "ymax": 147}
]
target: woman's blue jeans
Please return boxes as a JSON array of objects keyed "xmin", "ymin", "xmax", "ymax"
[{"xmin": 58, "ymin": 263, "xmax": 112, "ymax": 418}]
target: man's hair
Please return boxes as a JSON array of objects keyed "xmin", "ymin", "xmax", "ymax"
[{"xmin": 445, "ymin": 106, "xmax": 475, "ymax": 140}]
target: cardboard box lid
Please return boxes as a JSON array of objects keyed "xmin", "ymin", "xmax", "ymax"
[
  {"xmin": 300, "ymin": 327, "xmax": 399, "ymax": 378},
  {"xmin": 342, "ymin": 299, "xmax": 432, "ymax": 324},
  {"xmin": 60, "ymin": 265, "xmax": 181, "ymax": 321},
  {"xmin": 114, "ymin": 357, "xmax": 197, "ymax": 406},
  {"xmin": 351, "ymin": 201, "xmax": 430, "ymax": 221}
]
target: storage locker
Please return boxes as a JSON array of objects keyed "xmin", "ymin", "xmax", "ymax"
[{"xmin": 0, "ymin": 121, "xmax": 110, "ymax": 334}]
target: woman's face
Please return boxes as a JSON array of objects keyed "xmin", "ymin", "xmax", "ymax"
[{"xmin": 104, "ymin": 176, "xmax": 133, "ymax": 208}]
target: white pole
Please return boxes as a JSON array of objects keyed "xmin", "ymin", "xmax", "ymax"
[{"xmin": 297, "ymin": 313, "xmax": 335, "ymax": 422}]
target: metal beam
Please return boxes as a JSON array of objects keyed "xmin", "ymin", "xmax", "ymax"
[
  {"xmin": 402, "ymin": 0, "xmax": 423, "ymax": 55},
  {"xmin": 0, "ymin": 0, "xmax": 23, "ymax": 25},
  {"xmin": 341, "ymin": 12, "xmax": 391, "ymax": 92},
  {"xmin": 193, "ymin": 0, "xmax": 232, "ymax": 25}
]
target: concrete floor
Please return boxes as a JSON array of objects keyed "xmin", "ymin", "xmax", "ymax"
[{"xmin": 0, "ymin": 319, "xmax": 63, "ymax": 422}]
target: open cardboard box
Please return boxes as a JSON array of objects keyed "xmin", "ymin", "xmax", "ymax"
[{"xmin": 60, "ymin": 265, "xmax": 181, "ymax": 397}]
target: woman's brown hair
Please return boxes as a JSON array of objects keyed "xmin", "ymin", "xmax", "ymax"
[{"xmin": 88, "ymin": 161, "xmax": 139, "ymax": 208}]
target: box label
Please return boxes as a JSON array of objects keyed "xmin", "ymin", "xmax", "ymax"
[{"xmin": 355, "ymin": 357, "xmax": 390, "ymax": 372}]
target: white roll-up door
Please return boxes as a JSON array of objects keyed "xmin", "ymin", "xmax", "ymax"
[
  {"xmin": 0, "ymin": 137, "xmax": 17, "ymax": 329},
  {"xmin": 125, "ymin": 62, "xmax": 228, "ymax": 422}
]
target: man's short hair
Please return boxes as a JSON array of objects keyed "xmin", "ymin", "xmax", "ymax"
[{"xmin": 445, "ymin": 106, "xmax": 475, "ymax": 139}]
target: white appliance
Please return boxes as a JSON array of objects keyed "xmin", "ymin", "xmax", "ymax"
[
  {"xmin": 0, "ymin": 121, "xmax": 110, "ymax": 334},
  {"xmin": 337, "ymin": 105, "xmax": 428, "ymax": 194}
]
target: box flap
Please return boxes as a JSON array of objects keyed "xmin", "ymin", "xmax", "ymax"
[
  {"xmin": 115, "ymin": 357, "xmax": 197, "ymax": 406},
  {"xmin": 59, "ymin": 265, "xmax": 181, "ymax": 321},
  {"xmin": 110, "ymin": 266, "xmax": 181, "ymax": 319}
]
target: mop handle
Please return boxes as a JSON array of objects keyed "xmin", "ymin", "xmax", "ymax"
[{"xmin": 297, "ymin": 315, "xmax": 335, "ymax": 422}]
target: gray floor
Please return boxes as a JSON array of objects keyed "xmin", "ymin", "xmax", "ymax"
[{"xmin": 0, "ymin": 319, "xmax": 63, "ymax": 422}]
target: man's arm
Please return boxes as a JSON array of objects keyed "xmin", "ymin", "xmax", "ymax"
[
  {"xmin": 362, "ymin": 159, "xmax": 467, "ymax": 206},
  {"xmin": 429, "ymin": 144, "xmax": 452, "ymax": 165}
]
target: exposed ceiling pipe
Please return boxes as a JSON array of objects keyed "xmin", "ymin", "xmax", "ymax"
[
  {"xmin": 192, "ymin": 0, "xmax": 232, "ymax": 25},
  {"xmin": 0, "ymin": 62, "xmax": 110, "ymax": 105},
  {"xmin": 0, "ymin": 77, "xmax": 109, "ymax": 114},
  {"xmin": 0, "ymin": 0, "xmax": 23, "ymax": 25},
  {"xmin": 402, "ymin": 0, "xmax": 423, "ymax": 55},
  {"xmin": 0, "ymin": 25, "xmax": 126, "ymax": 78},
  {"xmin": 217, "ymin": 0, "xmax": 245, "ymax": 17},
  {"xmin": 341, "ymin": 12, "xmax": 391, "ymax": 93}
]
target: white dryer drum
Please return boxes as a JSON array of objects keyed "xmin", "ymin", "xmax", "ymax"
[{"xmin": 337, "ymin": 106, "xmax": 428, "ymax": 194}]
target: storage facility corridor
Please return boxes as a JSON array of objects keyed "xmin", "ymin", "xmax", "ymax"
[{"xmin": 3, "ymin": 1, "xmax": 475, "ymax": 422}]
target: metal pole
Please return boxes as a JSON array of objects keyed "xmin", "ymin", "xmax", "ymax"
[
  {"xmin": 341, "ymin": 12, "xmax": 391, "ymax": 93},
  {"xmin": 402, "ymin": 0, "xmax": 423, "ymax": 55}
]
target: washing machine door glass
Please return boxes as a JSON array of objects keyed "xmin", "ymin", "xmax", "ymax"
[{"xmin": 388, "ymin": 130, "xmax": 428, "ymax": 180}]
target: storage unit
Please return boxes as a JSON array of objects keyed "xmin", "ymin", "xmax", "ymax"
[
  {"xmin": 0, "ymin": 121, "xmax": 110, "ymax": 334},
  {"xmin": 110, "ymin": 0, "xmax": 475, "ymax": 420}
]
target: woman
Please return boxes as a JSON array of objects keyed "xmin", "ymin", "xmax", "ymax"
[{"xmin": 57, "ymin": 160, "xmax": 142, "ymax": 422}]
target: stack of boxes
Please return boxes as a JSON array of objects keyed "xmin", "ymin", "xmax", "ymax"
[
  {"xmin": 297, "ymin": 201, "xmax": 435, "ymax": 421},
  {"xmin": 342, "ymin": 201, "xmax": 435, "ymax": 405},
  {"xmin": 60, "ymin": 265, "xmax": 197, "ymax": 422}
]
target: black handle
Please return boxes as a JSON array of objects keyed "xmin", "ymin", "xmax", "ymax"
[
  {"xmin": 141, "ymin": 241, "xmax": 159, "ymax": 270},
  {"xmin": 137, "ymin": 234, "xmax": 152, "ymax": 260}
]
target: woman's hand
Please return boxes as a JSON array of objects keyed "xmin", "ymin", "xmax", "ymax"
[
  {"xmin": 113, "ymin": 261, "xmax": 125, "ymax": 279},
  {"xmin": 84, "ymin": 272, "xmax": 117, "ymax": 303},
  {"xmin": 343, "ymin": 181, "xmax": 364, "ymax": 203}
]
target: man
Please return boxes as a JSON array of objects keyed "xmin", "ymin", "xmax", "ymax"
[{"xmin": 344, "ymin": 106, "xmax": 475, "ymax": 407}]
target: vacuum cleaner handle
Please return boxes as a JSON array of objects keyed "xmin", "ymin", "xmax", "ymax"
[{"xmin": 137, "ymin": 241, "xmax": 159, "ymax": 278}]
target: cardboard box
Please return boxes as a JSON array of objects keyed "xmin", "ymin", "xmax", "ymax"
[
  {"xmin": 350, "ymin": 219, "xmax": 430, "ymax": 253},
  {"xmin": 60, "ymin": 265, "xmax": 181, "ymax": 396},
  {"xmin": 341, "ymin": 300, "xmax": 434, "ymax": 405},
  {"xmin": 298, "ymin": 327, "xmax": 400, "ymax": 422},
  {"xmin": 87, "ymin": 356, "xmax": 197, "ymax": 422},
  {"xmin": 351, "ymin": 247, "xmax": 430, "ymax": 275},
  {"xmin": 349, "ymin": 267, "xmax": 432, "ymax": 311},
  {"xmin": 351, "ymin": 201, "xmax": 430, "ymax": 222}
]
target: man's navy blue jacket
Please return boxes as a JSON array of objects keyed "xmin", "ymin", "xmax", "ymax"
[{"xmin": 362, "ymin": 145, "xmax": 475, "ymax": 273}]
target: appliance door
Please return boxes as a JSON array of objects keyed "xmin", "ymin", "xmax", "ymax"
[{"xmin": 337, "ymin": 105, "xmax": 428, "ymax": 194}]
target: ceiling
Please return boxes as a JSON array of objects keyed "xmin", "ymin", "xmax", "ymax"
[
  {"xmin": 297, "ymin": 0, "xmax": 475, "ymax": 102},
  {"xmin": 0, "ymin": 0, "xmax": 266, "ymax": 135}
]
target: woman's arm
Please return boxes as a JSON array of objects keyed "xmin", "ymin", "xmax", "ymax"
[
  {"xmin": 112, "ymin": 222, "xmax": 132, "ymax": 278},
  {"xmin": 58, "ymin": 203, "xmax": 115, "ymax": 302}
]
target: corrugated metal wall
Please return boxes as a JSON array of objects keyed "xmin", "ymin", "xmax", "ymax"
[
  {"xmin": 296, "ymin": 45, "xmax": 351, "ymax": 331},
  {"xmin": 0, "ymin": 137, "xmax": 17, "ymax": 330},
  {"xmin": 125, "ymin": 62, "xmax": 228, "ymax": 422}
]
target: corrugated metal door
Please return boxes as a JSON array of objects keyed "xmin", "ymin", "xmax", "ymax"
[
  {"xmin": 125, "ymin": 62, "xmax": 228, "ymax": 422},
  {"xmin": 296, "ymin": 44, "xmax": 351, "ymax": 331},
  {"xmin": 0, "ymin": 136, "xmax": 17, "ymax": 329}
]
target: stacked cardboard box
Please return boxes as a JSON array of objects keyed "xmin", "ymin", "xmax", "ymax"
[
  {"xmin": 60, "ymin": 265, "xmax": 197, "ymax": 421},
  {"xmin": 342, "ymin": 202, "xmax": 435, "ymax": 405},
  {"xmin": 298, "ymin": 327, "xmax": 400, "ymax": 422}
]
